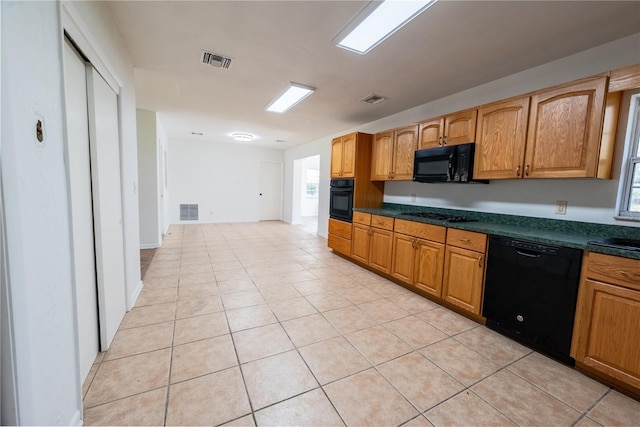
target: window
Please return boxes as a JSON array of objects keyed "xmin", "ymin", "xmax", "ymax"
[
  {"xmin": 305, "ymin": 169, "xmax": 319, "ymax": 197},
  {"xmin": 617, "ymin": 93, "xmax": 640, "ymax": 220}
]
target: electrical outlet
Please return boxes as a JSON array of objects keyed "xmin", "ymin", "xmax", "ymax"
[
  {"xmin": 411, "ymin": 193, "xmax": 416, "ymax": 202},
  {"xmin": 555, "ymin": 200, "xmax": 567, "ymax": 215}
]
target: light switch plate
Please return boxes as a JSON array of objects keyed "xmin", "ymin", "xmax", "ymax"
[{"xmin": 555, "ymin": 200, "xmax": 568, "ymax": 215}]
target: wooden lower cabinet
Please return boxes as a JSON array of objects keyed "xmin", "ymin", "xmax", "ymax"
[
  {"xmin": 442, "ymin": 230, "xmax": 487, "ymax": 315},
  {"xmin": 369, "ymin": 228, "xmax": 393, "ymax": 274},
  {"xmin": 328, "ymin": 218, "xmax": 352, "ymax": 256},
  {"xmin": 572, "ymin": 252, "xmax": 640, "ymax": 396},
  {"xmin": 351, "ymin": 223, "xmax": 371, "ymax": 264},
  {"xmin": 391, "ymin": 233, "xmax": 445, "ymax": 297}
]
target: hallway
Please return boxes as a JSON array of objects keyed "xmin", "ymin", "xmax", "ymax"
[{"xmin": 82, "ymin": 222, "xmax": 640, "ymax": 426}]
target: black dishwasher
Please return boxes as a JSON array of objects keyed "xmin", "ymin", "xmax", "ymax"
[{"xmin": 482, "ymin": 235, "xmax": 582, "ymax": 365}]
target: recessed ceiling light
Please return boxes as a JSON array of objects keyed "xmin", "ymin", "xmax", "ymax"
[
  {"xmin": 265, "ymin": 82, "xmax": 316, "ymax": 113},
  {"xmin": 335, "ymin": 0, "xmax": 438, "ymax": 55},
  {"xmin": 231, "ymin": 132, "xmax": 254, "ymax": 142}
]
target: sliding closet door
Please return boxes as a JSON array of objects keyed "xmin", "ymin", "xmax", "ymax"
[
  {"xmin": 86, "ymin": 67, "xmax": 126, "ymax": 350},
  {"xmin": 63, "ymin": 39, "xmax": 100, "ymax": 382}
]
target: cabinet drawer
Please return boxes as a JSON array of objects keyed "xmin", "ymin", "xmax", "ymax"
[
  {"xmin": 371, "ymin": 215, "xmax": 394, "ymax": 231},
  {"xmin": 586, "ymin": 252, "xmax": 640, "ymax": 291},
  {"xmin": 353, "ymin": 212, "xmax": 371, "ymax": 225},
  {"xmin": 328, "ymin": 218, "xmax": 352, "ymax": 240},
  {"xmin": 446, "ymin": 228, "xmax": 487, "ymax": 253},
  {"xmin": 328, "ymin": 234, "xmax": 351, "ymax": 256},
  {"xmin": 394, "ymin": 219, "xmax": 446, "ymax": 243}
]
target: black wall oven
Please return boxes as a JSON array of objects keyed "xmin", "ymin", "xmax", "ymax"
[{"xmin": 329, "ymin": 178, "xmax": 354, "ymax": 222}]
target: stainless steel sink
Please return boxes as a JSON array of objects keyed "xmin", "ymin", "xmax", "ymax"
[{"xmin": 588, "ymin": 238, "xmax": 640, "ymax": 252}]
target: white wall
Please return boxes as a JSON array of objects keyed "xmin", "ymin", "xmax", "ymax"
[
  {"xmin": 63, "ymin": 0, "xmax": 142, "ymax": 308},
  {"xmin": 137, "ymin": 109, "xmax": 160, "ymax": 248},
  {"xmin": 284, "ymin": 33, "xmax": 640, "ymax": 235},
  {"xmin": 157, "ymin": 119, "xmax": 169, "ymax": 235},
  {"xmin": 0, "ymin": 1, "xmax": 141, "ymax": 423},
  {"xmin": 168, "ymin": 140, "xmax": 283, "ymax": 223},
  {"xmin": 1, "ymin": 2, "xmax": 82, "ymax": 424}
]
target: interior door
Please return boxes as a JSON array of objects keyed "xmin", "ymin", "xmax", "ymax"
[
  {"xmin": 259, "ymin": 161, "xmax": 283, "ymax": 221},
  {"xmin": 63, "ymin": 39, "xmax": 99, "ymax": 382},
  {"xmin": 86, "ymin": 66, "xmax": 127, "ymax": 349}
]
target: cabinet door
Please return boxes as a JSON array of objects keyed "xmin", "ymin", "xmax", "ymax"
[
  {"xmin": 341, "ymin": 133, "xmax": 357, "ymax": 177},
  {"xmin": 369, "ymin": 228, "xmax": 393, "ymax": 274},
  {"xmin": 351, "ymin": 224, "xmax": 371, "ymax": 264},
  {"xmin": 392, "ymin": 125, "xmax": 418, "ymax": 180},
  {"xmin": 474, "ymin": 97, "xmax": 530, "ymax": 180},
  {"xmin": 330, "ymin": 137, "xmax": 343, "ymax": 178},
  {"xmin": 444, "ymin": 109, "xmax": 477, "ymax": 146},
  {"xmin": 573, "ymin": 279, "xmax": 640, "ymax": 392},
  {"xmin": 414, "ymin": 239, "xmax": 445, "ymax": 297},
  {"xmin": 391, "ymin": 233, "xmax": 415, "ymax": 284},
  {"xmin": 525, "ymin": 77, "xmax": 607, "ymax": 178},
  {"xmin": 442, "ymin": 245, "xmax": 485, "ymax": 315},
  {"xmin": 418, "ymin": 118, "xmax": 444, "ymax": 150},
  {"xmin": 371, "ymin": 131, "xmax": 394, "ymax": 180}
]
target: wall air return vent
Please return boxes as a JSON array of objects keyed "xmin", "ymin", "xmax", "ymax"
[
  {"xmin": 200, "ymin": 50, "xmax": 233, "ymax": 69},
  {"xmin": 180, "ymin": 204, "xmax": 199, "ymax": 221},
  {"xmin": 360, "ymin": 93, "xmax": 388, "ymax": 105}
]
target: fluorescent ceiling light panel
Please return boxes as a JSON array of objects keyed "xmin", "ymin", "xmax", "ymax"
[
  {"xmin": 265, "ymin": 82, "xmax": 316, "ymax": 113},
  {"xmin": 336, "ymin": 0, "xmax": 437, "ymax": 54}
]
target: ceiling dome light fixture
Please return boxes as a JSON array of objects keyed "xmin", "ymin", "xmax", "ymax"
[{"xmin": 231, "ymin": 132, "xmax": 255, "ymax": 142}]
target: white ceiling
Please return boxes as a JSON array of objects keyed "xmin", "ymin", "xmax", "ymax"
[{"xmin": 107, "ymin": 1, "xmax": 640, "ymax": 149}]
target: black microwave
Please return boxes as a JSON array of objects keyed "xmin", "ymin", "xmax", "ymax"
[{"xmin": 413, "ymin": 143, "xmax": 479, "ymax": 183}]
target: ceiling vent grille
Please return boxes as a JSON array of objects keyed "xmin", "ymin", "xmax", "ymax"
[
  {"xmin": 360, "ymin": 93, "xmax": 388, "ymax": 105},
  {"xmin": 180, "ymin": 204, "xmax": 199, "ymax": 221},
  {"xmin": 200, "ymin": 50, "xmax": 233, "ymax": 69}
]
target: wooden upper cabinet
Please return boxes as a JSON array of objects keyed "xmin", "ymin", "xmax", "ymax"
[
  {"xmin": 418, "ymin": 109, "xmax": 477, "ymax": 150},
  {"xmin": 445, "ymin": 109, "xmax": 477, "ymax": 146},
  {"xmin": 474, "ymin": 97, "xmax": 530, "ymax": 180},
  {"xmin": 393, "ymin": 126, "xmax": 418, "ymax": 180},
  {"xmin": 330, "ymin": 133, "xmax": 357, "ymax": 178},
  {"xmin": 371, "ymin": 125, "xmax": 418, "ymax": 181},
  {"xmin": 525, "ymin": 77, "xmax": 607, "ymax": 178},
  {"xmin": 418, "ymin": 118, "xmax": 444, "ymax": 150},
  {"xmin": 371, "ymin": 131, "xmax": 394, "ymax": 181}
]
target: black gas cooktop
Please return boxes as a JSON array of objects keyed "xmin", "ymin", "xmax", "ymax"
[{"xmin": 399, "ymin": 212, "xmax": 478, "ymax": 223}]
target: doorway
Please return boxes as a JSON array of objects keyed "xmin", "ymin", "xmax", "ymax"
[
  {"xmin": 292, "ymin": 155, "xmax": 320, "ymax": 234},
  {"xmin": 259, "ymin": 161, "xmax": 283, "ymax": 221}
]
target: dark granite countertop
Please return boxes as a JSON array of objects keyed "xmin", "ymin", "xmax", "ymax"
[{"xmin": 353, "ymin": 204, "xmax": 640, "ymax": 260}]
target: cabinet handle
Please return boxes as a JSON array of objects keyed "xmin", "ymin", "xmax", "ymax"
[
  {"xmin": 459, "ymin": 238, "xmax": 471, "ymax": 243},
  {"xmin": 478, "ymin": 255, "xmax": 484, "ymax": 266},
  {"xmin": 391, "ymin": 172, "xmax": 395, "ymax": 179},
  {"xmin": 443, "ymin": 136, "xmax": 447, "ymax": 145},
  {"xmin": 516, "ymin": 165, "xmax": 521, "ymax": 177},
  {"xmin": 438, "ymin": 136, "xmax": 443, "ymax": 146},
  {"xmin": 367, "ymin": 228, "xmax": 373, "ymax": 236},
  {"xmin": 525, "ymin": 165, "xmax": 530, "ymax": 176},
  {"xmin": 619, "ymin": 270, "xmax": 640, "ymax": 280},
  {"xmin": 413, "ymin": 239, "xmax": 418, "ymax": 249}
]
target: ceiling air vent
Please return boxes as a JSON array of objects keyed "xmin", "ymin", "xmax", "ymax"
[
  {"xmin": 200, "ymin": 50, "xmax": 233, "ymax": 69},
  {"xmin": 360, "ymin": 93, "xmax": 388, "ymax": 105}
]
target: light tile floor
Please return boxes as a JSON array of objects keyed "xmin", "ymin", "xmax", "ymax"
[{"xmin": 82, "ymin": 222, "xmax": 640, "ymax": 426}]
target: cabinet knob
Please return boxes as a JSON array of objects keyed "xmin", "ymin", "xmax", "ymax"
[
  {"xmin": 478, "ymin": 255, "xmax": 484, "ymax": 266},
  {"xmin": 516, "ymin": 165, "xmax": 521, "ymax": 177},
  {"xmin": 525, "ymin": 165, "xmax": 530, "ymax": 176}
]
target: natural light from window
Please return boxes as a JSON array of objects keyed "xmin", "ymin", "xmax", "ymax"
[{"xmin": 616, "ymin": 93, "xmax": 640, "ymax": 219}]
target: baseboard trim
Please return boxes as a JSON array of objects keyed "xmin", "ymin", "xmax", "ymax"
[
  {"xmin": 140, "ymin": 243, "xmax": 160, "ymax": 249},
  {"xmin": 70, "ymin": 409, "xmax": 83, "ymax": 426},
  {"xmin": 128, "ymin": 280, "xmax": 144, "ymax": 311}
]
